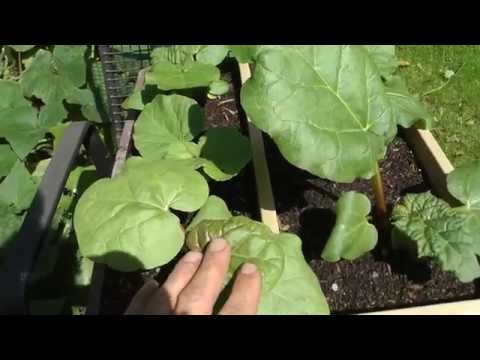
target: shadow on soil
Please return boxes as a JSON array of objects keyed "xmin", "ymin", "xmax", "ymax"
[{"xmin": 299, "ymin": 208, "xmax": 336, "ymax": 262}]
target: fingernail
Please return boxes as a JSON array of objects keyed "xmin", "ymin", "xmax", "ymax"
[
  {"xmin": 241, "ymin": 263, "xmax": 257, "ymax": 275},
  {"xmin": 182, "ymin": 251, "xmax": 203, "ymax": 263},
  {"xmin": 207, "ymin": 238, "xmax": 228, "ymax": 253}
]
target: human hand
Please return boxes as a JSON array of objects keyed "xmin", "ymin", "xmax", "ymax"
[{"xmin": 125, "ymin": 238, "xmax": 262, "ymax": 315}]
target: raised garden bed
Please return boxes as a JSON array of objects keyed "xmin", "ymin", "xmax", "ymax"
[{"xmin": 77, "ymin": 46, "xmax": 480, "ymax": 315}]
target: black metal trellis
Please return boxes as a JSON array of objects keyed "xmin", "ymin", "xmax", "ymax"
[{"xmin": 98, "ymin": 45, "xmax": 153, "ymax": 148}]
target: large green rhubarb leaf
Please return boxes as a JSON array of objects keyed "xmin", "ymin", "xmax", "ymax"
[
  {"xmin": 240, "ymin": 45, "xmax": 431, "ymax": 183},
  {"xmin": 186, "ymin": 215, "xmax": 330, "ymax": 315},
  {"xmin": 240, "ymin": 45, "xmax": 397, "ymax": 183},
  {"xmin": 321, "ymin": 192, "xmax": 377, "ymax": 261},
  {"xmin": 73, "ymin": 157, "xmax": 209, "ymax": 271}
]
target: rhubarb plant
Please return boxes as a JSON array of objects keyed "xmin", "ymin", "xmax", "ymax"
[
  {"xmin": 233, "ymin": 45, "xmax": 432, "ymax": 220},
  {"xmin": 392, "ymin": 160, "xmax": 480, "ymax": 282}
]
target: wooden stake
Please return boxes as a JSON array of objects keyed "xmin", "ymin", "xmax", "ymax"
[{"xmin": 238, "ymin": 63, "xmax": 280, "ymax": 234}]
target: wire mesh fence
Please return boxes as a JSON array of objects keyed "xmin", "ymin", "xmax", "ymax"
[{"xmin": 98, "ymin": 45, "xmax": 154, "ymax": 147}]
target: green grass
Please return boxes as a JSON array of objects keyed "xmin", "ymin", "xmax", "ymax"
[{"xmin": 396, "ymin": 45, "xmax": 480, "ymax": 167}]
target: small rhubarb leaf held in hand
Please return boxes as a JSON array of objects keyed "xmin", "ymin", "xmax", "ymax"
[
  {"xmin": 0, "ymin": 160, "xmax": 38, "ymax": 212},
  {"xmin": 74, "ymin": 157, "xmax": 209, "ymax": 271},
  {"xmin": 186, "ymin": 216, "xmax": 330, "ymax": 315},
  {"xmin": 187, "ymin": 195, "xmax": 232, "ymax": 231},
  {"xmin": 133, "ymin": 94, "xmax": 204, "ymax": 159},
  {"xmin": 321, "ymin": 192, "xmax": 378, "ymax": 261}
]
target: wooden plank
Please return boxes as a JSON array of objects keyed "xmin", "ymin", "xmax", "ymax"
[
  {"xmin": 360, "ymin": 299, "xmax": 480, "ymax": 315},
  {"xmin": 403, "ymin": 128, "xmax": 459, "ymax": 206},
  {"xmin": 111, "ymin": 120, "xmax": 134, "ymax": 177},
  {"xmin": 111, "ymin": 69, "xmax": 146, "ymax": 177},
  {"xmin": 238, "ymin": 63, "xmax": 280, "ymax": 234}
]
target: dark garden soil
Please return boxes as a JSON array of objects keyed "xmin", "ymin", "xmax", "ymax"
[
  {"xmin": 99, "ymin": 61, "xmax": 258, "ymax": 314},
  {"xmin": 264, "ymin": 133, "xmax": 480, "ymax": 314}
]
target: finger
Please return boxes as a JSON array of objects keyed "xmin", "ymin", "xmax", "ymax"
[
  {"xmin": 125, "ymin": 279, "xmax": 159, "ymax": 315},
  {"xmin": 144, "ymin": 251, "xmax": 203, "ymax": 315},
  {"xmin": 175, "ymin": 238, "xmax": 231, "ymax": 315},
  {"xmin": 219, "ymin": 263, "xmax": 262, "ymax": 315}
]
